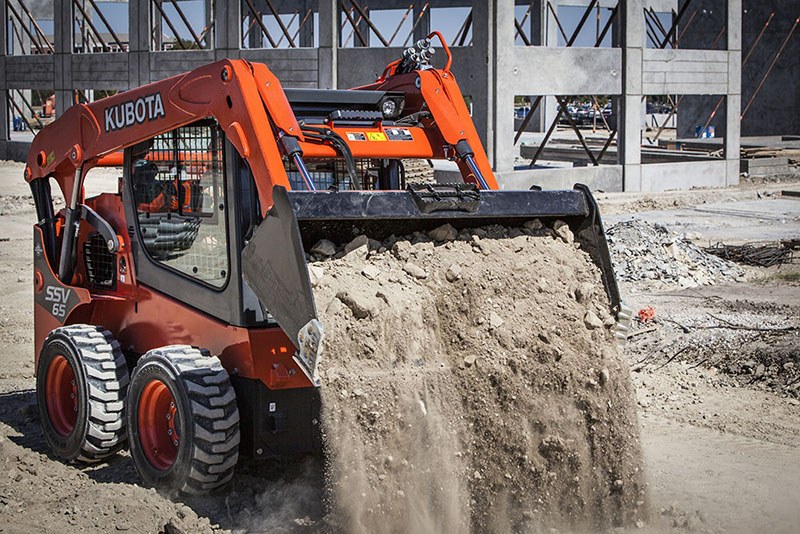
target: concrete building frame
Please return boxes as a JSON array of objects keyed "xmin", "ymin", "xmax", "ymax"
[{"xmin": 0, "ymin": 0, "xmax": 742, "ymax": 192}]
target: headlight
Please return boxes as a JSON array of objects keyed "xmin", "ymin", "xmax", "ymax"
[{"xmin": 379, "ymin": 96, "xmax": 404, "ymax": 119}]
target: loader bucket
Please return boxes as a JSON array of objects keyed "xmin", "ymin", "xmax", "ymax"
[{"xmin": 243, "ymin": 183, "xmax": 620, "ymax": 385}]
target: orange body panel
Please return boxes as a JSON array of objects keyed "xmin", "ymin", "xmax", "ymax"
[{"xmin": 89, "ymin": 288, "xmax": 312, "ymax": 390}]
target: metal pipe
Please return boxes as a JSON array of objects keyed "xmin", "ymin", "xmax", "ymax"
[
  {"xmin": 555, "ymin": 96, "xmax": 597, "ymax": 165},
  {"xmin": 292, "ymin": 154, "xmax": 316, "ymax": 191},
  {"xmin": 85, "ymin": 0, "xmax": 126, "ymax": 50},
  {"xmin": 72, "ymin": 0, "xmax": 111, "ymax": 51},
  {"xmin": 676, "ymin": 9, "xmax": 698, "ymax": 45},
  {"xmin": 13, "ymin": 89, "xmax": 45, "ymax": 129},
  {"xmin": 741, "ymin": 17, "xmax": 799, "ymax": 120},
  {"xmin": 402, "ymin": 3, "xmax": 429, "ymax": 48},
  {"xmin": 169, "ymin": 0, "xmax": 205, "ymax": 48},
  {"xmin": 514, "ymin": 95, "xmax": 543, "ymax": 145},
  {"xmin": 290, "ymin": 9, "xmax": 313, "ymax": 46},
  {"xmin": 151, "ymin": 0, "xmax": 188, "ymax": 50},
  {"xmin": 387, "ymin": 3, "xmax": 414, "ymax": 46},
  {"xmin": 463, "ymin": 155, "xmax": 489, "ymax": 190},
  {"xmin": 596, "ymin": 129, "xmax": 617, "ymax": 163},
  {"xmin": 594, "ymin": 5, "xmax": 617, "ymax": 47},
  {"xmin": 243, "ymin": 0, "xmax": 278, "ymax": 48},
  {"xmin": 276, "ymin": 12, "xmax": 299, "ymax": 47},
  {"xmin": 7, "ymin": 2, "xmax": 47, "ymax": 54},
  {"xmin": 458, "ymin": 11, "xmax": 472, "ymax": 47},
  {"xmin": 515, "ymin": 18, "xmax": 531, "ymax": 46},
  {"xmin": 347, "ymin": 0, "xmax": 389, "ymax": 47},
  {"xmin": 16, "ymin": 0, "xmax": 55, "ymax": 53},
  {"xmin": 567, "ymin": 0, "xmax": 597, "ymax": 47},
  {"xmin": 528, "ymin": 105, "xmax": 566, "ymax": 168},
  {"xmin": 340, "ymin": 2, "xmax": 367, "ymax": 47},
  {"xmin": 743, "ymin": 11, "xmax": 775, "ymax": 65},
  {"xmin": 7, "ymin": 95, "xmax": 39, "ymax": 131},
  {"xmin": 265, "ymin": 0, "xmax": 297, "ymax": 48},
  {"xmin": 546, "ymin": 1, "xmax": 569, "ymax": 43},
  {"xmin": 451, "ymin": 9, "xmax": 469, "ymax": 46},
  {"xmin": 658, "ymin": 0, "xmax": 693, "ymax": 50}
]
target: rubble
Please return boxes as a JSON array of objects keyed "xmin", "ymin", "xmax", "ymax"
[{"xmin": 607, "ymin": 219, "xmax": 745, "ymax": 288}]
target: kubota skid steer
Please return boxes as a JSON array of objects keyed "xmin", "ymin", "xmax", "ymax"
[{"xmin": 25, "ymin": 34, "xmax": 623, "ymax": 494}]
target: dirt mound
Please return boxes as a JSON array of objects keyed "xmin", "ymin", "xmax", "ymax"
[{"xmin": 311, "ymin": 223, "xmax": 647, "ymax": 533}]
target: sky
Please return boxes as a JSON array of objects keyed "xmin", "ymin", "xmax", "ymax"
[{"xmin": 14, "ymin": 2, "xmax": 678, "ymax": 51}]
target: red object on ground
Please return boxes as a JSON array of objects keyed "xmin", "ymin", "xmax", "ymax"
[{"xmin": 637, "ymin": 306, "xmax": 656, "ymax": 322}]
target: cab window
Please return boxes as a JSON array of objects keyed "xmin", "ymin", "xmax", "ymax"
[{"xmin": 130, "ymin": 120, "xmax": 229, "ymax": 288}]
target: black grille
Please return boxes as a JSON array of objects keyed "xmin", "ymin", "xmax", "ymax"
[
  {"xmin": 84, "ymin": 232, "xmax": 116, "ymax": 289},
  {"xmin": 285, "ymin": 158, "xmax": 380, "ymax": 190}
]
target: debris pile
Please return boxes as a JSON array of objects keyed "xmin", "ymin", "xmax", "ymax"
[
  {"xmin": 309, "ymin": 222, "xmax": 647, "ymax": 533},
  {"xmin": 704, "ymin": 242, "xmax": 796, "ymax": 267},
  {"xmin": 607, "ymin": 219, "xmax": 745, "ymax": 288}
]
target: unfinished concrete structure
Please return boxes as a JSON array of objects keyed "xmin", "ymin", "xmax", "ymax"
[{"xmin": 0, "ymin": 1, "xmax": 762, "ymax": 191}]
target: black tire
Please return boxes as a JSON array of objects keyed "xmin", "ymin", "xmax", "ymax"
[
  {"xmin": 36, "ymin": 324, "xmax": 129, "ymax": 463},
  {"xmin": 127, "ymin": 345, "xmax": 240, "ymax": 494}
]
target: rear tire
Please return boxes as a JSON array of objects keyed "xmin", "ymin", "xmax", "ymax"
[
  {"xmin": 127, "ymin": 345, "xmax": 240, "ymax": 494},
  {"xmin": 36, "ymin": 325, "xmax": 129, "ymax": 463}
]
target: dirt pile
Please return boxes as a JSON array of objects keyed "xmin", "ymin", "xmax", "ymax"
[
  {"xmin": 310, "ymin": 222, "xmax": 647, "ymax": 533},
  {"xmin": 607, "ymin": 219, "xmax": 744, "ymax": 289}
]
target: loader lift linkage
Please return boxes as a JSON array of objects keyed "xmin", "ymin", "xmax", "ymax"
[{"xmin": 24, "ymin": 34, "xmax": 622, "ymax": 494}]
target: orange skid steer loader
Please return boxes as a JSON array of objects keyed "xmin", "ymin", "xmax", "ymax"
[{"xmin": 25, "ymin": 35, "xmax": 622, "ymax": 493}]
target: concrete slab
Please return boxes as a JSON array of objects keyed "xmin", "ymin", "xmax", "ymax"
[{"xmin": 604, "ymin": 198, "xmax": 800, "ymax": 244}]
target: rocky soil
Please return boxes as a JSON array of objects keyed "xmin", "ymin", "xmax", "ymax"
[{"xmin": 607, "ymin": 219, "xmax": 745, "ymax": 289}]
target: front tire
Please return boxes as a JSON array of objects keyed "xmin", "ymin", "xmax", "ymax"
[
  {"xmin": 36, "ymin": 325, "xmax": 129, "ymax": 462},
  {"xmin": 127, "ymin": 345, "xmax": 240, "ymax": 494}
]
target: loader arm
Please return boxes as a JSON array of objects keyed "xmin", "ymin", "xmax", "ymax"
[{"xmin": 24, "ymin": 59, "xmax": 300, "ymax": 214}]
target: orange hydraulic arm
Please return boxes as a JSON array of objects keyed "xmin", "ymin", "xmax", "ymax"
[{"xmin": 25, "ymin": 59, "xmax": 303, "ymax": 214}]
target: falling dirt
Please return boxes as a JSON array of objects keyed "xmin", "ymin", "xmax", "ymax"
[{"xmin": 310, "ymin": 223, "xmax": 648, "ymax": 533}]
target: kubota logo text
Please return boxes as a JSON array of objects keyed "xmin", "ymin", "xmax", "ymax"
[{"xmin": 104, "ymin": 92, "xmax": 166, "ymax": 132}]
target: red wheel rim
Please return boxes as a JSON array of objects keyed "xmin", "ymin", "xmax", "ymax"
[
  {"xmin": 45, "ymin": 355, "xmax": 79, "ymax": 436},
  {"xmin": 138, "ymin": 379, "xmax": 180, "ymax": 471}
]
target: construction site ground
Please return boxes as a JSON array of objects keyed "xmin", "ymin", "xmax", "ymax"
[{"xmin": 0, "ymin": 158, "xmax": 798, "ymax": 533}]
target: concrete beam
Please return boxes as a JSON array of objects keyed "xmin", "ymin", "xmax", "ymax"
[
  {"xmin": 497, "ymin": 165, "xmax": 623, "ymax": 192},
  {"xmin": 642, "ymin": 49, "xmax": 729, "ymax": 95},
  {"xmin": 640, "ymin": 160, "xmax": 728, "ymax": 191},
  {"xmin": 511, "ymin": 47, "xmax": 622, "ymax": 95}
]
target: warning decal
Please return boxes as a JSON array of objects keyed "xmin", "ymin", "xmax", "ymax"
[{"xmin": 367, "ymin": 132, "xmax": 388, "ymax": 141}]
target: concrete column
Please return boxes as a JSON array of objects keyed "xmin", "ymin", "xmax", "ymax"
[
  {"xmin": 129, "ymin": 0, "xmax": 150, "ymax": 87},
  {"xmin": 54, "ymin": 0, "xmax": 71, "ymax": 118},
  {"xmin": 298, "ymin": 0, "xmax": 315, "ymax": 47},
  {"xmin": 491, "ymin": 0, "xmax": 515, "ymax": 173},
  {"xmin": 412, "ymin": 0, "xmax": 431, "ymax": 43},
  {"xmin": 725, "ymin": 0, "xmax": 741, "ymax": 186},
  {"xmin": 541, "ymin": 0, "xmax": 559, "ymax": 136},
  {"xmin": 318, "ymin": 0, "xmax": 337, "ymax": 88},
  {"xmin": 619, "ymin": 0, "xmax": 643, "ymax": 191},
  {"xmin": 215, "ymin": 0, "xmax": 240, "ymax": 58},
  {"xmin": 470, "ymin": 0, "xmax": 493, "ymax": 164},
  {"xmin": 528, "ymin": 0, "xmax": 545, "ymax": 46},
  {"xmin": 0, "ymin": 1, "xmax": 8, "ymax": 145}
]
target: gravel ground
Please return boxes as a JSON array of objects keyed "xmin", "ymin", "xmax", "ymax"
[{"xmin": 0, "ymin": 160, "xmax": 798, "ymax": 533}]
